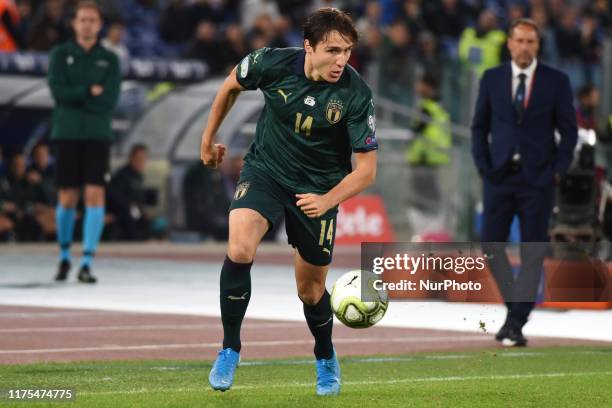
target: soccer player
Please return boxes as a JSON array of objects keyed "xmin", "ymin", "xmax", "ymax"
[
  {"xmin": 48, "ymin": 1, "xmax": 121, "ymax": 283},
  {"xmin": 201, "ymin": 8, "xmax": 378, "ymax": 396}
]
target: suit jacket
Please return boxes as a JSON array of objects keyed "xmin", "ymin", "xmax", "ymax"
[{"xmin": 471, "ymin": 62, "xmax": 577, "ymax": 187}]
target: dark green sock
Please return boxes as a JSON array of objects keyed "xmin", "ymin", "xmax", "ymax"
[
  {"xmin": 220, "ymin": 256, "xmax": 252, "ymax": 352},
  {"xmin": 303, "ymin": 290, "xmax": 334, "ymax": 360}
]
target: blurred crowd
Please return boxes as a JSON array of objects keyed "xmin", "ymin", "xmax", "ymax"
[
  {"xmin": 0, "ymin": 0, "xmax": 610, "ymax": 85},
  {"xmin": 0, "ymin": 142, "xmax": 158, "ymax": 242}
]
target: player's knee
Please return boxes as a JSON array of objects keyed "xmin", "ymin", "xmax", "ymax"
[
  {"xmin": 297, "ymin": 283, "xmax": 325, "ymax": 305},
  {"xmin": 227, "ymin": 242, "xmax": 256, "ymax": 263}
]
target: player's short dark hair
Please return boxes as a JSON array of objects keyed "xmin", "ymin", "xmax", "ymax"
[
  {"xmin": 129, "ymin": 143, "xmax": 148, "ymax": 159},
  {"xmin": 74, "ymin": 0, "xmax": 103, "ymax": 20},
  {"xmin": 508, "ymin": 18, "xmax": 540, "ymax": 40},
  {"xmin": 303, "ymin": 8, "xmax": 359, "ymax": 49}
]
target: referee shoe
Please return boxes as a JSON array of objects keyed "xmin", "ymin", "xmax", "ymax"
[
  {"xmin": 77, "ymin": 265, "xmax": 97, "ymax": 284},
  {"xmin": 55, "ymin": 260, "xmax": 71, "ymax": 281}
]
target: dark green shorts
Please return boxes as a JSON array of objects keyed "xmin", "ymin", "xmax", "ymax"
[{"xmin": 229, "ymin": 165, "xmax": 337, "ymax": 266}]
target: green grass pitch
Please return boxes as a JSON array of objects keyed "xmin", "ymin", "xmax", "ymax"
[{"xmin": 1, "ymin": 347, "xmax": 611, "ymax": 407}]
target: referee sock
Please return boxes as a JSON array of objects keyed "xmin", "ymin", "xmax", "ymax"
[
  {"xmin": 220, "ymin": 256, "xmax": 252, "ymax": 353},
  {"xmin": 81, "ymin": 207, "xmax": 105, "ymax": 268},
  {"xmin": 55, "ymin": 205, "xmax": 76, "ymax": 262},
  {"xmin": 303, "ymin": 290, "xmax": 334, "ymax": 360}
]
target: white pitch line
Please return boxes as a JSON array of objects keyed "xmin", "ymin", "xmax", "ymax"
[
  {"xmin": 0, "ymin": 322, "xmax": 304, "ymax": 334},
  {"xmin": 0, "ymin": 311, "xmax": 133, "ymax": 318},
  {"xmin": 78, "ymin": 371, "xmax": 612, "ymax": 396},
  {"xmin": 0, "ymin": 336, "xmax": 490, "ymax": 355}
]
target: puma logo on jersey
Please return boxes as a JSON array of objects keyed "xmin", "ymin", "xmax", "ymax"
[
  {"xmin": 227, "ymin": 292, "xmax": 249, "ymax": 301},
  {"xmin": 277, "ymin": 89, "xmax": 292, "ymax": 103}
]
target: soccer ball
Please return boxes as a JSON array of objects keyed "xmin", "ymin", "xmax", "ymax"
[{"xmin": 330, "ymin": 270, "xmax": 388, "ymax": 329}]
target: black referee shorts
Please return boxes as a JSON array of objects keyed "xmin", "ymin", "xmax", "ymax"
[{"xmin": 54, "ymin": 140, "xmax": 111, "ymax": 188}]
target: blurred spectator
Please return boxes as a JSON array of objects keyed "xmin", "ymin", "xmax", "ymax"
[
  {"xmin": 14, "ymin": 0, "xmax": 31, "ymax": 47},
  {"xmin": 506, "ymin": 2, "xmax": 526, "ymax": 28},
  {"xmin": 415, "ymin": 31, "xmax": 442, "ymax": 82},
  {"xmin": 26, "ymin": 142, "xmax": 55, "ymax": 205},
  {"xmin": 579, "ymin": 12, "xmax": 603, "ymax": 86},
  {"xmin": 249, "ymin": 13, "xmax": 279, "ymax": 47},
  {"xmin": 6, "ymin": 152, "xmax": 55, "ymax": 240},
  {"xmin": 576, "ymin": 84, "xmax": 600, "ymax": 133},
  {"xmin": 0, "ymin": 0, "xmax": 22, "ymax": 51},
  {"xmin": 191, "ymin": 0, "xmax": 236, "ymax": 26},
  {"xmin": 555, "ymin": 8, "xmax": 582, "ymax": 60},
  {"xmin": 591, "ymin": 0, "xmax": 611, "ymax": 33},
  {"xmin": 401, "ymin": 0, "xmax": 426, "ymax": 39},
  {"xmin": 101, "ymin": 20, "xmax": 130, "ymax": 62},
  {"xmin": 27, "ymin": 0, "xmax": 70, "ymax": 51},
  {"xmin": 222, "ymin": 23, "xmax": 247, "ymax": 73},
  {"xmin": 379, "ymin": 19, "xmax": 414, "ymax": 100},
  {"xmin": 0, "ymin": 145, "xmax": 5, "ymax": 177},
  {"xmin": 268, "ymin": 14, "xmax": 294, "ymax": 48},
  {"xmin": 240, "ymin": 0, "xmax": 279, "ymax": 31},
  {"xmin": 530, "ymin": 6, "xmax": 557, "ymax": 63},
  {"xmin": 351, "ymin": 22, "xmax": 381, "ymax": 72},
  {"xmin": 406, "ymin": 73, "xmax": 451, "ymax": 169},
  {"xmin": 458, "ymin": 9, "xmax": 506, "ymax": 77},
  {"xmin": 0, "ymin": 168, "xmax": 15, "ymax": 241},
  {"xmin": 183, "ymin": 153, "xmax": 244, "ymax": 240},
  {"xmin": 106, "ymin": 144, "xmax": 151, "ymax": 241},
  {"xmin": 422, "ymin": 0, "xmax": 468, "ymax": 41},
  {"xmin": 159, "ymin": 0, "xmax": 192, "ymax": 43},
  {"xmin": 356, "ymin": 0, "xmax": 382, "ymax": 35},
  {"xmin": 186, "ymin": 20, "xmax": 226, "ymax": 75}
]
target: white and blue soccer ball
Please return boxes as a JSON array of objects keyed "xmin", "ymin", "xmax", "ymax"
[{"xmin": 330, "ymin": 270, "xmax": 389, "ymax": 329}]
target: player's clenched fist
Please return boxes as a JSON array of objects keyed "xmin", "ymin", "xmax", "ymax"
[{"xmin": 201, "ymin": 143, "xmax": 226, "ymax": 168}]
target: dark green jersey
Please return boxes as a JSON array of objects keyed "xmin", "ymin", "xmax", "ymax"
[
  {"xmin": 236, "ymin": 47, "xmax": 377, "ymax": 194},
  {"xmin": 48, "ymin": 41, "xmax": 121, "ymax": 142}
]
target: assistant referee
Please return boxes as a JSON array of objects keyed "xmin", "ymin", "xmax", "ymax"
[{"xmin": 48, "ymin": 0, "xmax": 121, "ymax": 283}]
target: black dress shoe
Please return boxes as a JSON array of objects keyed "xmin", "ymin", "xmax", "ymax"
[
  {"xmin": 495, "ymin": 323, "xmax": 511, "ymax": 342},
  {"xmin": 55, "ymin": 260, "xmax": 71, "ymax": 281},
  {"xmin": 501, "ymin": 327, "xmax": 528, "ymax": 347},
  {"xmin": 77, "ymin": 265, "xmax": 97, "ymax": 284}
]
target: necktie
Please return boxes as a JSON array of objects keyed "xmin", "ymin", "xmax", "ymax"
[{"xmin": 514, "ymin": 73, "xmax": 527, "ymax": 124}]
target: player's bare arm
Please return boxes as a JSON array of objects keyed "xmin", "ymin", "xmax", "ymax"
[
  {"xmin": 296, "ymin": 150, "xmax": 377, "ymax": 218},
  {"xmin": 200, "ymin": 66, "xmax": 245, "ymax": 168}
]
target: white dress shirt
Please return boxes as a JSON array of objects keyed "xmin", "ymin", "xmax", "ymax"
[{"xmin": 511, "ymin": 58, "xmax": 538, "ymax": 102}]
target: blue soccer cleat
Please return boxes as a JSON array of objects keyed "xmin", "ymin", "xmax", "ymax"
[
  {"xmin": 209, "ymin": 348, "xmax": 240, "ymax": 391},
  {"xmin": 315, "ymin": 350, "xmax": 341, "ymax": 396}
]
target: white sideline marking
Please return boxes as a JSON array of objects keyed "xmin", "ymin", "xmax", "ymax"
[
  {"xmin": 0, "ymin": 336, "xmax": 489, "ymax": 355},
  {"xmin": 0, "ymin": 322, "xmax": 304, "ymax": 334},
  {"xmin": 0, "ymin": 311, "xmax": 132, "ymax": 318},
  {"xmin": 78, "ymin": 371, "xmax": 612, "ymax": 396}
]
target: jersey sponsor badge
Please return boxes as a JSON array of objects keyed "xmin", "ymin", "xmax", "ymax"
[
  {"xmin": 325, "ymin": 99, "xmax": 343, "ymax": 124},
  {"xmin": 240, "ymin": 56, "xmax": 249, "ymax": 78},
  {"xmin": 304, "ymin": 96, "xmax": 316, "ymax": 106},
  {"xmin": 67, "ymin": 56, "xmax": 74, "ymax": 65},
  {"xmin": 234, "ymin": 182, "xmax": 250, "ymax": 200}
]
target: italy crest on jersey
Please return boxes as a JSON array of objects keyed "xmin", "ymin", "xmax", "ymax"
[{"xmin": 325, "ymin": 99, "xmax": 343, "ymax": 124}]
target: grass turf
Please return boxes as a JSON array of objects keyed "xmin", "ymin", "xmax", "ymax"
[{"xmin": 0, "ymin": 347, "xmax": 611, "ymax": 407}]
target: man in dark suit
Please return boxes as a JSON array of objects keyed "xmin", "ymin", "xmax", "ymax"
[{"xmin": 471, "ymin": 18, "xmax": 578, "ymax": 347}]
